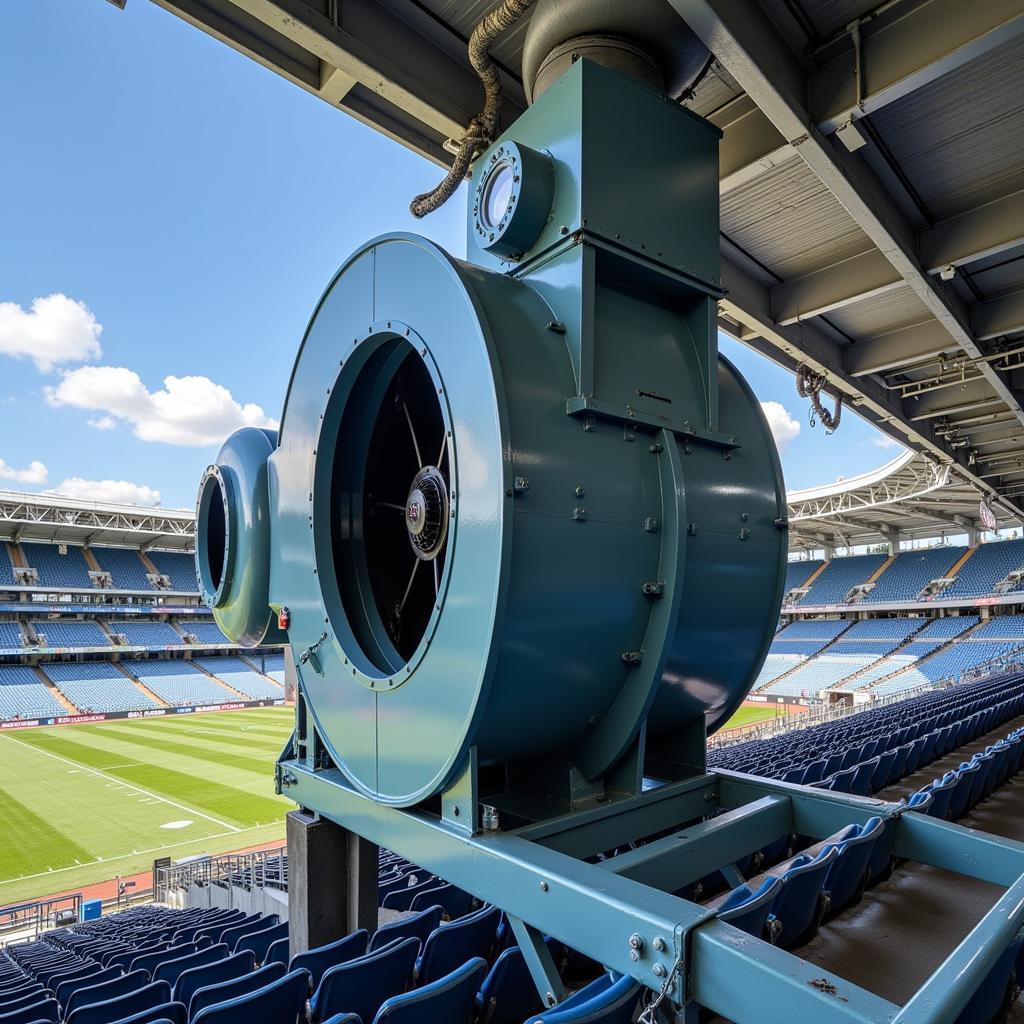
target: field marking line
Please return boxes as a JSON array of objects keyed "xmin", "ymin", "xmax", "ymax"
[
  {"xmin": 0, "ymin": 734, "xmax": 240, "ymax": 832},
  {"xmin": 0, "ymin": 822, "xmax": 282, "ymax": 887},
  {"xmin": 99, "ymin": 763, "xmax": 143, "ymax": 770}
]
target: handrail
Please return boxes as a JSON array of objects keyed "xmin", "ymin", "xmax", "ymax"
[{"xmin": 154, "ymin": 844, "xmax": 288, "ymax": 901}]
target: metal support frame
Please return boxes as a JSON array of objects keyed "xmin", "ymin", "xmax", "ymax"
[{"xmin": 279, "ymin": 747, "xmax": 1024, "ymax": 1024}]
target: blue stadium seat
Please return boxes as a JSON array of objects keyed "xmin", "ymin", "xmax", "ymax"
[
  {"xmin": 0, "ymin": 996, "xmax": 59, "ymax": 1023},
  {"xmin": 66, "ymin": 981, "xmax": 171, "ymax": 1024},
  {"xmin": 374, "ymin": 957, "xmax": 488, "ymax": 1024},
  {"xmin": 308, "ymin": 937, "xmax": 419, "ymax": 1023},
  {"xmin": 147, "ymin": 551, "xmax": 196, "ymax": 591},
  {"xmin": 171, "ymin": 951, "xmax": 255, "ymax": 1012},
  {"xmin": 190, "ymin": 969, "xmax": 309, "ymax": 1024},
  {"xmin": 716, "ymin": 876, "xmax": 783, "ymax": 940},
  {"xmin": 265, "ymin": 937, "xmax": 289, "ymax": 968},
  {"xmin": 528, "ymin": 975, "xmax": 641, "ymax": 1024},
  {"xmin": 369, "ymin": 906, "xmax": 444, "ymax": 953},
  {"xmin": 109, "ymin": 1004, "xmax": 187, "ymax": 1024},
  {"xmin": 234, "ymin": 920, "xmax": 287, "ymax": 965},
  {"xmin": 766, "ymin": 847, "xmax": 839, "ymax": 949},
  {"xmin": 65, "ymin": 970, "xmax": 150, "ymax": 1018},
  {"xmin": 475, "ymin": 946, "xmax": 546, "ymax": 1024},
  {"xmin": 415, "ymin": 904, "xmax": 500, "ymax": 985},
  {"xmin": 187, "ymin": 962, "xmax": 286, "ymax": 1021},
  {"xmin": 823, "ymin": 817, "xmax": 884, "ymax": 914},
  {"xmin": 153, "ymin": 945, "xmax": 228, "ymax": 989},
  {"xmin": 289, "ymin": 930, "xmax": 369, "ymax": 992}
]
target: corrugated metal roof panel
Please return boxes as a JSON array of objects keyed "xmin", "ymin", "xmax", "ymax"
[
  {"xmin": 720, "ymin": 156, "xmax": 872, "ymax": 278},
  {"xmin": 824, "ymin": 285, "xmax": 934, "ymax": 340},
  {"xmin": 797, "ymin": 0, "xmax": 881, "ymax": 39},
  {"xmin": 869, "ymin": 38, "xmax": 1024, "ymax": 220},
  {"xmin": 970, "ymin": 254, "xmax": 1024, "ymax": 301}
]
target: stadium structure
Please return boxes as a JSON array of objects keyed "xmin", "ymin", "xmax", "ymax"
[
  {"xmin": 3, "ymin": 3, "xmax": 1024, "ymax": 1024},
  {"xmin": 0, "ymin": 489, "xmax": 286, "ymax": 727}
]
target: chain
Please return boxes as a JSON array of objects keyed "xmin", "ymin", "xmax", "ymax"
[{"xmin": 638, "ymin": 957, "xmax": 684, "ymax": 1024}]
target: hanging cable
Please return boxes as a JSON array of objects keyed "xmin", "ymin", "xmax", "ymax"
[
  {"xmin": 410, "ymin": 0, "xmax": 537, "ymax": 218},
  {"xmin": 796, "ymin": 365, "xmax": 843, "ymax": 434}
]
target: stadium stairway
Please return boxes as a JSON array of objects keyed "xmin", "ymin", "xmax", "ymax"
[
  {"xmin": 80, "ymin": 547, "xmax": 103, "ymax": 574},
  {"xmin": 865, "ymin": 554, "xmax": 895, "ymax": 586},
  {"xmin": 113, "ymin": 663, "xmax": 171, "ymax": 708},
  {"xmin": 36, "ymin": 666, "xmax": 81, "ymax": 715},
  {"xmin": 862, "ymin": 618, "xmax": 987, "ymax": 694},
  {"xmin": 188, "ymin": 661, "xmax": 248, "ymax": 702},
  {"xmin": 823, "ymin": 625, "xmax": 928, "ymax": 692},
  {"xmin": 137, "ymin": 549, "xmax": 161, "ymax": 577}
]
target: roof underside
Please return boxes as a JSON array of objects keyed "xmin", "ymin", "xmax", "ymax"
[
  {"xmin": 786, "ymin": 449, "xmax": 1014, "ymax": 550},
  {"xmin": 145, "ymin": 0, "xmax": 1024, "ymax": 525},
  {"xmin": 0, "ymin": 490, "xmax": 195, "ymax": 551}
]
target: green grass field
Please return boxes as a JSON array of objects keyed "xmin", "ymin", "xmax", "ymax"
[
  {"xmin": 0, "ymin": 707, "xmax": 295, "ymax": 907},
  {"xmin": 721, "ymin": 704, "xmax": 780, "ymax": 730}
]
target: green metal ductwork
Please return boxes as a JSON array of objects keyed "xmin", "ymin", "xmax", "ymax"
[{"xmin": 197, "ymin": 59, "xmax": 786, "ymax": 807}]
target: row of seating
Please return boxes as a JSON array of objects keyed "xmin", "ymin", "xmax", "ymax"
[
  {"xmin": 0, "ymin": 544, "xmax": 195, "ymax": 594},
  {"xmin": 786, "ymin": 537, "xmax": 1024, "ymax": 608}
]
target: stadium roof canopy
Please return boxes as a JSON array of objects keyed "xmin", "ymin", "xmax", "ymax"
[
  {"xmin": 786, "ymin": 450, "xmax": 1014, "ymax": 552},
  {"xmin": 0, "ymin": 489, "xmax": 194, "ymax": 551},
  {"xmin": 143, "ymin": 0, "xmax": 1024, "ymax": 521}
]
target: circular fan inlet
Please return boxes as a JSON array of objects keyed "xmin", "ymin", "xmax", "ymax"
[{"xmin": 330, "ymin": 341, "xmax": 452, "ymax": 671}]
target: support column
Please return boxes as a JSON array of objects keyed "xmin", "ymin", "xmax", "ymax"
[
  {"xmin": 966, "ymin": 521, "xmax": 979, "ymax": 547},
  {"xmin": 286, "ymin": 809, "xmax": 378, "ymax": 955}
]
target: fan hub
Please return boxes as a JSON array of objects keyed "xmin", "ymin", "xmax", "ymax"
[{"xmin": 406, "ymin": 466, "xmax": 448, "ymax": 559}]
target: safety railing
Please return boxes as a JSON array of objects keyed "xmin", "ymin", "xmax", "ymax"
[
  {"xmin": 154, "ymin": 845, "xmax": 287, "ymax": 902},
  {"xmin": 0, "ymin": 893, "xmax": 82, "ymax": 941}
]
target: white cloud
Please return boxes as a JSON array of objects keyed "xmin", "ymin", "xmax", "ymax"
[
  {"xmin": 0, "ymin": 458, "xmax": 48, "ymax": 485},
  {"xmin": 87, "ymin": 415, "xmax": 117, "ymax": 431},
  {"xmin": 45, "ymin": 366, "xmax": 278, "ymax": 447},
  {"xmin": 869, "ymin": 433, "xmax": 904, "ymax": 451},
  {"xmin": 0, "ymin": 294, "xmax": 102, "ymax": 371},
  {"xmin": 49, "ymin": 477, "xmax": 162, "ymax": 507},
  {"xmin": 760, "ymin": 400, "xmax": 801, "ymax": 454}
]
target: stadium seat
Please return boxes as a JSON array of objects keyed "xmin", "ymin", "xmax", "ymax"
[
  {"xmin": 415, "ymin": 904, "xmax": 500, "ymax": 984},
  {"xmin": 289, "ymin": 930, "xmax": 369, "ymax": 991},
  {"xmin": 0, "ymin": 991, "xmax": 54, "ymax": 1018},
  {"xmin": 233, "ymin": 920, "xmax": 287, "ymax": 964},
  {"xmin": 171, "ymin": 952, "xmax": 255, "ymax": 1012},
  {"xmin": 374, "ymin": 957, "xmax": 488, "ymax": 1023},
  {"xmin": 527, "ymin": 975, "xmax": 641, "ymax": 1023},
  {"xmin": 65, "ymin": 970, "xmax": 150, "ymax": 1018},
  {"xmin": 190, "ymin": 969, "xmax": 309, "ymax": 1024},
  {"xmin": 66, "ymin": 981, "xmax": 171, "ymax": 1024},
  {"xmin": 108, "ymin": 1004, "xmax": 187, "ymax": 1024},
  {"xmin": 265, "ymin": 937, "xmax": 289, "ymax": 968},
  {"xmin": 408, "ymin": 884, "xmax": 475, "ymax": 918},
  {"xmin": 368, "ymin": 906, "xmax": 444, "ymax": 953},
  {"xmin": 766, "ymin": 847, "xmax": 839, "ymax": 949},
  {"xmin": 131, "ymin": 944, "xmax": 197, "ymax": 979},
  {"xmin": 715, "ymin": 876, "xmax": 783, "ymax": 940},
  {"xmin": 475, "ymin": 946, "xmax": 547, "ymax": 1024},
  {"xmin": 823, "ymin": 817, "xmax": 884, "ymax": 914},
  {"xmin": 381, "ymin": 876, "xmax": 440, "ymax": 911},
  {"xmin": 0, "ymin": 997, "xmax": 59, "ymax": 1024},
  {"xmin": 153, "ymin": 946, "xmax": 227, "ymax": 990},
  {"xmin": 186, "ymin": 963, "xmax": 285, "ymax": 1022},
  {"xmin": 308, "ymin": 937, "xmax": 419, "ymax": 1024},
  {"xmin": 54, "ymin": 966, "xmax": 123, "ymax": 1007}
]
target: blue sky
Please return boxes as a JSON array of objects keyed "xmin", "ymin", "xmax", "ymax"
[{"xmin": 0, "ymin": 0, "xmax": 901, "ymax": 509}]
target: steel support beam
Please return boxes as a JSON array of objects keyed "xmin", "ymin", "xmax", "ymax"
[
  {"xmin": 845, "ymin": 322, "xmax": 954, "ymax": 377},
  {"xmin": 718, "ymin": 255, "xmax": 1024, "ymax": 517},
  {"xmin": 809, "ymin": 0, "xmax": 1024, "ymax": 136},
  {"xmin": 771, "ymin": 191, "xmax": 1024, "ymax": 330},
  {"xmin": 675, "ymin": 0, "xmax": 1024, "ymax": 436},
  {"xmin": 148, "ymin": 0, "xmax": 525, "ymax": 165},
  {"xmin": 973, "ymin": 288, "xmax": 1024, "ymax": 342}
]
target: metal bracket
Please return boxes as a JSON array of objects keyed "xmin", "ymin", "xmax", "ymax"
[{"xmin": 566, "ymin": 396, "xmax": 741, "ymax": 449}]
